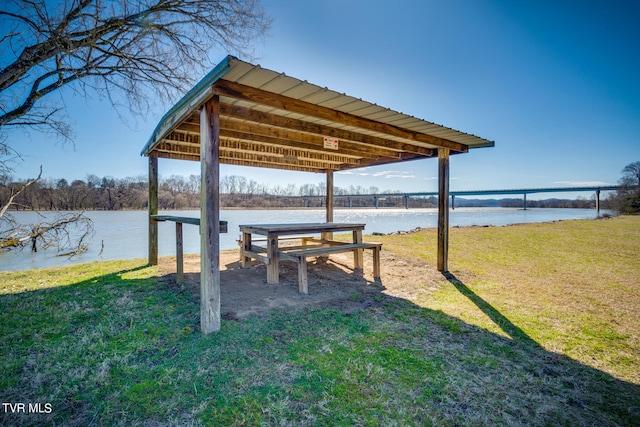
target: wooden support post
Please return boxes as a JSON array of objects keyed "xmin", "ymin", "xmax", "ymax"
[
  {"xmin": 322, "ymin": 170, "xmax": 334, "ymax": 240},
  {"xmin": 148, "ymin": 153, "xmax": 158, "ymax": 266},
  {"xmin": 326, "ymin": 170, "xmax": 334, "ymax": 223},
  {"xmin": 176, "ymin": 222, "xmax": 184, "ymax": 284},
  {"xmin": 437, "ymin": 148, "xmax": 450, "ymax": 272},
  {"xmin": 200, "ymin": 96, "xmax": 221, "ymax": 334}
]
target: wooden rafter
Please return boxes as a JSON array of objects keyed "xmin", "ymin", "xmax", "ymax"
[
  {"xmin": 174, "ymin": 112, "xmax": 430, "ymax": 159},
  {"xmin": 213, "ymin": 79, "xmax": 469, "ymax": 153},
  {"xmin": 157, "ymin": 135, "xmax": 363, "ymax": 165},
  {"xmin": 154, "ymin": 140, "xmax": 350, "ymax": 171},
  {"xmin": 220, "ymin": 139, "xmax": 359, "ymax": 165},
  {"xmin": 217, "ymin": 103, "xmax": 436, "ymax": 157},
  {"xmin": 220, "ymin": 151, "xmax": 338, "ymax": 170}
]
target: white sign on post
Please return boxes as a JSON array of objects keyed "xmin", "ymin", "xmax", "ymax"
[{"xmin": 323, "ymin": 137, "xmax": 339, "ymax": 150}]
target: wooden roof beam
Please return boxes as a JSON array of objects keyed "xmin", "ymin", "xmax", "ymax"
[
  {"xmin": 340, "ymin": 153, "xmax": 434, "ymax": 171},
  {"xmin": 155, "ymin": 141, "xmax": 430, "ymax": 172},
  {"xmin": 155, "ymin": 150, "xmax": 200, "ymax": 162},
  {"xmin": 220, "ymin": 151, "xmax": 338, "ymax": 171},
  {"xmin": 156, "ymin": 139, "xmax": 359, "ymax": 165},
  {"xmin": 221, "ymin": 158, "xmax": 324, "ymax": 173},
  {"xmin": 173, "ymin": 114, "xmax": 426, "ymax": 159},
  {"xmin": 156, "ymin": 147, "xmax": 338, "ymax": 172},
  {"xmin": 219, "ymin": 121, "xmax": 405, "ymax": 160},
  {"xmin": 161, "ymin": 128, "xmax": 408, "ymax": 165},
  {"xmin": 218, "ymin": 103, "xmax": 436, "ymax": 157},
  {"xmin": 213, "ymin": 80, "xmax": 469, "ymax": 153},
  {"xmin": 221, "ymin": 139, "xmax": 359, "ymax": 165}
]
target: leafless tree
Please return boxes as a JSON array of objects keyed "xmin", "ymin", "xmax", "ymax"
[
  {"xmin": 0, "ymin": 210, "xmax": 94, "ymax": 256},
  {"xmin": 0, "ymin": 165, "xmax": 93, "ymax": 256},
  {"xmin": 609, "ymin": 161, "xmax": 640, "ymax": 214},
  {"xmin": 0, "ymin": 0, "xmax": 269, "ymax": 256},
  {"xmin": 0, "ymin": 0, "xmax": 270, "ymax": 141}
]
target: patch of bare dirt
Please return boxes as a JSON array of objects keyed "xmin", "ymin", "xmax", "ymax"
[{"xmin": 158, "ymin": 249, "xmax": 446, "ymax": 320}]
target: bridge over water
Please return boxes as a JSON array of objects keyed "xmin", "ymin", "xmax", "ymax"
[{"xmin": 299, "ymin": 185, "xmax": 622, "ymax": 212}]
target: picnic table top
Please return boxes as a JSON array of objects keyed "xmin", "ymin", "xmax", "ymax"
[{"xmin": 239, "ymin": 222, "xmax": 365, "ymax": 236}]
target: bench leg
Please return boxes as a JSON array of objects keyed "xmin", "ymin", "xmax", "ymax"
[
  {"xmin": 353, "ymin": 230, "xmax": 364, "ymax": 274},
  {"xmin": 267, "ymin": 236, "xmax": 279, "ymax": 284},
  {"xmin": 298, "ymin": 257, "xmax": 308, "ymax": 294},
  {"xmin": 372, "ymin": 246, "xmax": 381, "ymax": 280},
  {"xmin": 241, "ymin": 232, "xmax": 252, "ymax": 268}
]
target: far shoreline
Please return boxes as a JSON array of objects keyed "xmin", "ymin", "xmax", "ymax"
[{"xmin": 6, "ymin": 205, "xmax": 605, "ymax": 212}]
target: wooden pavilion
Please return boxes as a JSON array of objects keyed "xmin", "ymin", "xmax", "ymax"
[{"xmin": 141, "ymin": 56, "xmax": 494, "ymax": 333}]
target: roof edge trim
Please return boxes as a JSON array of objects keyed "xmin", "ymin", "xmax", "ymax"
[
  {"xmin": 141, "ymin": 55, "xmax": 236, "ymax": 156},
  {"xmin": 469, "ymin": 140, "xmax": 495, "ymax": 149}
]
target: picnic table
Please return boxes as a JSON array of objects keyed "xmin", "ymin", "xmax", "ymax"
[{"xmin": 239, "ymin": 222, "xmax": 381, "ymax": 293}]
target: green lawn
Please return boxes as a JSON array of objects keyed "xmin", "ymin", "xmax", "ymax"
[{"xmin": 1, "ymin": 217, "xmax": 639, "ymax": 426}]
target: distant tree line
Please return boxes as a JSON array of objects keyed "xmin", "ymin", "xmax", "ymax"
[
  {"xmin": 0, "ymin": 174, "xmax": 417, "ymax": 210},
  {"xmin": 500, "ymin": 198, "xmax": 597, "ymax": 209},
  {"xmin": 4, "ymin": 172, "xmax": 634, "ymax": 212},
  {"xmin": 1, "ymin": 174, "xmax": 153, "ymax": 211}
]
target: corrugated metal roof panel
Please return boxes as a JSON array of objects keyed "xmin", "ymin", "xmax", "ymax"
[
  {"xmin": 217, "ymin": 57, "xmax": 492, "ymax": 147},
  {"xmin": 143, "ymin": 55, "xmax": 494, "ymax": 168}
]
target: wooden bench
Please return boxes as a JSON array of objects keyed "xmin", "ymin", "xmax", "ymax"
[{"xmin": 279, "ymin": 242, "xmax": 382, "ymax": 294}]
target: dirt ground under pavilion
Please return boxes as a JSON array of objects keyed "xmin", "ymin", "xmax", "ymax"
[{"xmin": 157, "ymin": 248, "xmax": 446, "ymax": 320}]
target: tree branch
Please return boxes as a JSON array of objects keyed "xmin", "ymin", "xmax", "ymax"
[{"xmin": 0, "ymin": 165, "xmax": 42, "ymax": 219}]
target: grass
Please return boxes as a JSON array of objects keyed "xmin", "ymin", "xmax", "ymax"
[
  {"xmin": 1, "ymin": 217, "xmax": 639, "ymax": 426},
  {"xmin": 377, "ymin": 215, "xmax": 640, "ymax": 384}
]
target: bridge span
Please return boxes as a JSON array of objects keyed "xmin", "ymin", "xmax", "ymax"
[{"xmin": 300, "ymin": 185, "xmax": 622, "ymax": 212}]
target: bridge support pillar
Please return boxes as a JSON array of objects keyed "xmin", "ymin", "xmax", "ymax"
[
  {"xmin": 374, "ymin": 196, "xmax": 379, "ymax": 209},
  {"xmin": 596, "ymin": 189, "xmax": 601, "ymax": 214},
  {"xmin": 523, "ymin": 193, "xmax": 527, "ymax": 210},
  {"xmin": 451, "ymin": 195, "xmax": 455, "ymax": 210},
  {"xmin": 404, "ymin": 195, "xmax": 409, "ymax": 209}
]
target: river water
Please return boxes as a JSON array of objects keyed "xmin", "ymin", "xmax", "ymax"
[{"xmin": 0, "ymin": 207, "xmax": 610, "ymax": 272}]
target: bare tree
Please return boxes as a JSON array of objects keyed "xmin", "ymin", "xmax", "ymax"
[
  {"xmin": 619, "ymin": 161, "xmax": 640, "ymax": 188},
  {"xmin": 610, "ymin": 161, "xmax": 640, "ymax": 214},
  {"xmin": 0, "ymin": 165, "xmax": 42, "ymax": 219},
  {"xmin": 0, "ymin": 165, "xmax": 93, "ymax": 256},
  {"xmin": 0, "ymin": 210, "xmax": 94, "ymax": 256},
  {"xmin": 0, "ymin": 0, "xmax": 269, "ymax": 139},
  {"xmin": 0, "ymin": 0, "xmax": 269, "ymax": 256}
]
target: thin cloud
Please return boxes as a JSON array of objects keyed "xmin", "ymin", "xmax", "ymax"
[
  {"xmin": 554, "ymin": 180, "xmax": 612, "ymax": 187},
  {"xmin": 371, "ymin": 170, "xmax": 416, "ymax": 179}
]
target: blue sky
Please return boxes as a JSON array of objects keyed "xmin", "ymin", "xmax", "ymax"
[{"xmin": 8, "ymin": 0, "xmax": 640, "ymax": 199}]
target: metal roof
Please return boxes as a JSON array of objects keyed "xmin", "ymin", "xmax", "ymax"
[{"xmin": 142, "ymin": 56, "xmax": 494, "ymax": 173}]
